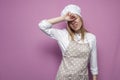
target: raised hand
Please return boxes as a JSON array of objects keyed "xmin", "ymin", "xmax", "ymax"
[{"xmin": 63, "ymin": 12, "xmax": 77, "ymax": 22}]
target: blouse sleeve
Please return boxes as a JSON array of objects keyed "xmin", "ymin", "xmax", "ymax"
[
  {"xmin": 38, "ymin": 19, "xmax": 62, "ymax": 40},
  {"xmin": 90, "ymin": 34, "xmax": 99, "ymax": 75}
]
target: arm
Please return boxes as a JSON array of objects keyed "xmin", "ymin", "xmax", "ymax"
[
  {"xmin": 46, "ymin": 16, "xmax": 65, "ymax": 25},
  {"xmin": 46, "ymin": 12, "xmax": 77, "ymax": 25},
  {"xmin": 38, "ymin": 12, "xmax": 77, "ymax": 39},
  {"xmin": 90, "ymin": 35, "xmax": 98, "ymax": 80},
  {"xmin": 38, "ymin": 16, "xmax": 66, "ymax": 40}
]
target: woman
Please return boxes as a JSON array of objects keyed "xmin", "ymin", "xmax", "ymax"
[{"xmin": 38, "ymin": 4, "xmax": 98, "ymax": 80}]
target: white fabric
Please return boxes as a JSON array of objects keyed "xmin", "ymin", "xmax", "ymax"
[
  {"xmin": 38, "ymin": 20, "xmax": 98, "ymax": 75},
  {"xmin": 61, "ymin": 4, "xmax": 82, "ymax": 17}
]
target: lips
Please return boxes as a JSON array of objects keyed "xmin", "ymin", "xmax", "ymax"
[{"xmin": 73, "ymin": 23, "xmax": 78, "ymax": 27}]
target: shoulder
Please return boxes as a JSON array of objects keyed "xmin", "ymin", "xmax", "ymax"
[{"xmin": 85, "ymin": 32, "xmax": 96, "ymax": 41}]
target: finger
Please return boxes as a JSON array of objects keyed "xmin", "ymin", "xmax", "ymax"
[
  {"xmin": 68, "ymin": 12, "xmax": 71, "ymax": 15},
  {"xmin": 65, "ymin": 12, "xmax": 70, "ymax": 16},
  {"xmin": 71, "ymin": 13, "xmax": 74, "ymax": 16},
  {"xmin": 70, "ymin": 17, "xmax": 76, "ymax": 21},
  {"xmin": 69, "ymin": 13, "xmax": 74, "ymax": 16},
  {"xmin": 71, "ymin": 13, "xmax": 75, "ymax": 18}
]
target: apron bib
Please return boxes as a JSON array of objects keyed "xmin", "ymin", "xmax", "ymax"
[{"xmin": 55, "ymin": 40, "xmax": 91, "ymax": 80}]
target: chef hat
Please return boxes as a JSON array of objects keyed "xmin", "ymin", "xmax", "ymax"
[{"xmin": 61, "ymin": 4, "xmax": 82, "ymax": 17}]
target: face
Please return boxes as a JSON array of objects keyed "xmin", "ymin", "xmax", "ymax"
[{"xmin": 68, "ymin": 14, "xmax": 82, "ymax": 32}]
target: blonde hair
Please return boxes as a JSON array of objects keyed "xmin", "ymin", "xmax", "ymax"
[{"xmin": 67, "ymin": 16, "xmax": 88, "ymax": 41}]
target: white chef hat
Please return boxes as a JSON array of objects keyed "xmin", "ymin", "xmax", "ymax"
[{"xmin": 61, "ymin": 4, "xmax": 82, "ymax": 17}]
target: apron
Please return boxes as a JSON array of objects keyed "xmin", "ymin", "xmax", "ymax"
[{"xmin": 55, "ymin": 39, "xmax": 91, "ymax": 80}]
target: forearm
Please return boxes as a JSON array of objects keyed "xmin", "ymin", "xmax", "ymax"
[
  {"xmin": 93, "ymin": 75, "xmax": 98, "ymax": 80},
  {"xmin": 46, "ymin": 16, "xmax": 65, "ymax": 25}
]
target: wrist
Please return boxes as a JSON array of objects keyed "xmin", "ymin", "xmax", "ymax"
[
  {"xmin": 61, "ymin": 15, "xmax": 66, "ymax": 21},
  {"xmin": 93, "ymin": 75, "xmax": 97, "ymax": 80}
]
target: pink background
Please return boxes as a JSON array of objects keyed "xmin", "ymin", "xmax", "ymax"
[{"xmin": 0, "ymin": 0, "xmax": 120, "ymax": 80}]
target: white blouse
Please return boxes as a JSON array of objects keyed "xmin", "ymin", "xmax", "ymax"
[{"xmin": 38, "ymin": 19, "xmax": 98, "ymax": 75}]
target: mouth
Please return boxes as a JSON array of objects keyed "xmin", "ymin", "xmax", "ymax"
[
  {"xmin": 72, "ymin": 23, "xmax": 78, "ymax": 27},
  {"xmin": 69, "ymin": 21, "xmax": 78, "ymax": 29}
]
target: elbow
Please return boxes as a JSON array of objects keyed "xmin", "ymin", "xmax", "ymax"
[
  {"xmin": 38, "ymin": 21, "xmax": 42, "ymax": 29},
  {"xmin": 38, "ymin": 20, "xmax": 46, "ymax": 30},
  {"xmin": 38, "ymin": 20, "xmax": 52, "ymax": 30}
]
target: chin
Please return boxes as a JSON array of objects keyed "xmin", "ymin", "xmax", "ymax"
[
  {"xmin": 73, "ymin": 28, "xmax": 80, "ymax": 31},
  {"xmin": 73, "ymin": 26, "xmax": 81, "ymax": 31}
]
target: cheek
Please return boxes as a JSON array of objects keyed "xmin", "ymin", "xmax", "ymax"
[
  {"xmin": 78, "ymin": 21, "xmax": 82, "ymax": 26},
  {"xmin": 69, "ymin": 24, "xmax": 73, "ymax": 28},
  {"xmin": 78, "ymin": 22, "xmax": 82, "ymax": 26}
]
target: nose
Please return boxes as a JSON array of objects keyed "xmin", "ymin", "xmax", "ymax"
[{"xmin": 71, "ymin": 20, "xmax": 77, "ymax": 24}]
